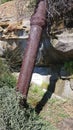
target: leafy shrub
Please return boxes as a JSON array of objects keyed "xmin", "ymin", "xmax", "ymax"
[
  {"xmin": 64, "ymin": 61, "xmax": 73, "ymax": 74},
  {"xmin": 28, "ymin": 84, "xmax": 45, "ymax": 107},
  {"xmin": 0, "ymin": 72, "xmax": 16, "ymax": 88},
  {"xmin": 28, "ymin": 0, "xmax": 36, "ymax": 8},
  {"xmin": 0, "ymin": 58, "xmax": 16, "ymax": 88},
  {"xmin": 0, "ymin": 86, "xmax": 52, "ymax": 130},
  {"xmin": 4, "ymin": 47, "xmax": 22, "ymax": 72}
]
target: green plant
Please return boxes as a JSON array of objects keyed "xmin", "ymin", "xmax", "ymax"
[
  {"xmin": 0, "ymin": 86, "xmax": 53, "ymax": 130},
  {"xmin": 0, "ymin": 0, "xmax": 12, "ymax": 4},
  {"xmin": 4, "ymin": 47, "xmax": 22, "ymax": 72},
  {"xmin": 0, "ymin": 58, "xmax": 16, "ymax": 88},
  {"xmin": 28, "ymin": 84, "xmax": 44, "ymax": 107},
  {"xmin": 0, "ymin": 72, "xmax": 16, "ymax": 88},
  {"xmin": 64, "ymin": 61, "xmax": 73, "ymax": 74},
  {"xmin": 28, "ymin": 0, "xmax": 36, "ymax": 8}
]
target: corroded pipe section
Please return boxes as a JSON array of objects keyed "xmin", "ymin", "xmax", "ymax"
[{"xmin": 16, "ymin": 0, "xmax": 46, "ymax": 98}]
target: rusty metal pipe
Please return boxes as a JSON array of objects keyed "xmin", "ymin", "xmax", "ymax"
[{"xmin": 16, "ymin": 0, "xmax": 46, "ymax": 98}]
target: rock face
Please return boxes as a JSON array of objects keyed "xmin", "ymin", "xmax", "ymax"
[
  {"xmin": 0, "ymin": 0, "xmax": 31, "ymax": 23},
  {"xmin": 51, "ymin": 29, "xmax": 73, "ymax": 62},
  {"xmin": 0, "ymin": 1, "xmax": 30, "ymax": 54},
  {"xmin": 55, "ymin": 79, "xmax": 73, "ymax": 99},
  {"xmin": 0, "ymin": 1, "xmax": 73, "ymax": 65},
  {"xmin": 40, "ymin": 29, "xmax": 73, "ymax": 65},
  {"xmin": 12, "ymin": 66, "xmax": 73, "ymax": 99}
]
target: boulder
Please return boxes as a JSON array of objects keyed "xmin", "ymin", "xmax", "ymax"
[
  {"xmin": 55, "ymin": 79, "xmax": 73, "ymax": 99},
  {"xmin": 51, "ymin": 29, "xmax": 73, "ymax": 61}
]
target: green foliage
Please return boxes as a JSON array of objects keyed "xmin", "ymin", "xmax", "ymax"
[
  {"xmin": 0, "ymin": 72, "xmax": 16, "ymax": 88},
  {"xmin": 28, "ymin": 0, "xmax": 36, "ymax": 8},
  {"xmin": 4, "ymin": 47, "xmax": 22, "ymax": 72},
  {"xmin": 64, "ymin": 61, "xmax": 73, "ymax": 74},
  {"xmin": 0, "ymin": 58, "xmax": 16, "ymax": 88},
  {"xmin": 28, "ymin": 84, "xmax": 45, "ymax": 107},
  {"xmin": 0, "ymin": 0, "xmax": 12, "ymax": 4},
  {"xmin": 0, "ymin": 86, "xmax": 52, "ymax": 130}
]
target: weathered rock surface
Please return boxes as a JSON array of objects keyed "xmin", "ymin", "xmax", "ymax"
[
  {"xmin": 0, "ymin": 1, "xmax": 73, "ymax": 65},
  {"xmin": 12, "ymin": 66, "xmax": 73, "ymax": 99},
  {"xmin": 0, "ymin": 0, "xmax": 31, "ymax": 23},
  {"xmin": 41, "ymin": 29, "xmax": 73, "ymax": 65},
  {"xmin": 0, "ymin": 1, "xmax": 17, "ymax": 23},
  {"xmin": 51, "ymin": 29, "xmax": 73, "ymax": 61},
  {"xmin": 54, "ymin": 29, "xmax": 73, "ymax": 52},
  {"xmin": 55, "ymin": 79, "xmax": 73, "ymax": 99},
  {"xmin": 0, "ymin": 1, "xmax": 31, "ymax": 58}
]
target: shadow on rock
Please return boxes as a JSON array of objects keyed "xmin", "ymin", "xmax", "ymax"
[{"xmin": 35, "ymin": 73, "xmax": 59, "ymax": 114}]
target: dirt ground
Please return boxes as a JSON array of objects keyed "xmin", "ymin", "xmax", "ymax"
[
  {"xmin": 28, "ymin": 84, "xmax": 73, "ymax": 130},
  {"xmin": 40, "ymin": 98, "xmax": 73, "ymax": 130}
]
